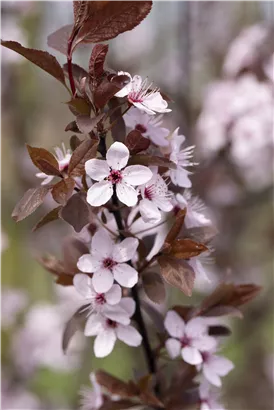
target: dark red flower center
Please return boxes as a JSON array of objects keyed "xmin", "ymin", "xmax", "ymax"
[
  {"xmin": 135, "ymin": 124, "xmax": 147, "ymax": 134},
  {"xmin": 180, "ymin": 335, "xmax": 191, "ymax": 348},
  {"xmin": 144, "ymin": 186, "xmax": 153, "ymax": 200},
  {"xmin": 173, "ymin": 205, "xmax": 181, "ymax": 215},
  {"xmin": 106, "ymin": 319, "xmax": 117, "ymax": 328},
  {"xmin": 103, "ymin": 257, "xmax": 116, "ymax": 270},
  {"xmin": 95, "ymin": 293, "xmax": 106, "ymax": 305},
  {"xmin": 108, "ymin": 170, "xmax": 122, "ymax": 184},
  {"xmin": 201, "ymin": 351, "xmax": 210, "ymax": 363}
]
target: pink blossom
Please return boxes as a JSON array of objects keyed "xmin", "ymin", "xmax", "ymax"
[
  {"xmin": 115, "ymin": 71, "xmax": 171, "ymax": 115},
  {"xmin": 85, "ymin": 142, "xmax": 152, "ymax": 207},
  {"xmin": 77, "ymin": 228, "xmax": 139, "ymax": 293}
]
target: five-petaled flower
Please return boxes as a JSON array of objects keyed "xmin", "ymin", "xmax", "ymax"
[
  {"xmin": 169, "ymin": 128, "xmax": 196, "ymax": 188},
  {"xmin": 124, "ymin": 107, "xmax": 170, "ymax": 146},
  {"xmin": 85, "ymin": 297, "xmax": 142, "ymax": 358},
  {"xmin": 36, "ymin": 143, "xmax": 71, "ymax": 185},
  {"xmin": 77, "ymin": 228, "xmax": 139, "ymax": 293},
  {"xmin": 85, "ymin": 142, "xmax": 152, "ymax": 207},
  {"xmin": 199, "ymin": 380, "xmax": 225, "ymax": 410},
  {"xmin": 164, "ymin": 310, "xmax": 216, "ymax": 365},
  {"xmin": 139, "ymin": 167, "xmax": 173, "ymax": 223},
  {"xmin": 115, "ymin": 71, "xmax": 171, "ymax": 115}
]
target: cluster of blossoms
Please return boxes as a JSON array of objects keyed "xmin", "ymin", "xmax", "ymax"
[{"xmin": 5, "ymin": 2, "xmax": 262, "ymax": 410}]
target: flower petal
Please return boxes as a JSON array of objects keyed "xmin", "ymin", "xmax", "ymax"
[
  {"xmin": 164, "ymin": 310, "xmax": 185, "ymax": 339},
  {"xmin": 103, "ymin": 305, "xmax": 130, "ymax": 325},
  {"xmin": 118, "ymin": 297, "xmax": 136, "ymax": 317},
  {"xmin": 92, "ymin": 269, "xmax": 114, "ymax": 293},
  {"xmin": 84, "ymin": 313, "xmax": 104, "ymax": 336},
  {"xmin": 122, "ymin": 165, "xmax": 152, "ymax": 186},
  {"xmin": 139, "ymin": 198, "xmax": 161, "ymax": 223},
  {"xmin": 203, "ymin": 363, "xmax": 222, "ymax": 387},
  {"xmin": 192, "ymin": 335, "xmax": 217, "ymax": 352},
  {"xmin": 116, "ymin": 182, "xmax": 138, "ymax": 206},
  {"xmin": 116, "ymin": 324, "xmax": 142, "ymax": 346},
  {"xmin": 170, "ymin": 168, "xmax": 192, "ymax": 188},
  {"xmin": 113, "ymin": 237, "xmax": 139, "ymax": 263},
  {"xmin": 114, "ymin": 72, "xmax": 132, "ymax": 98},
  {"xmin": 182, "ymin": 346, "xmax": 203, "ymax": 365},
  {"xmin": 94, "ymin": 329, "xmax": 116, "ymax": 357},
  {"xmin": 208, "ymin": 355, "xmax": 234, "ymax": 377},
  {"xmin": 87, "ymin": 181, "xmax": 113, "ymax": 206},
  {"xmin": 106, "ymin": 142, "xmax": 129, "ymax": 170},
  {"xmin": 91, "ymin": 228, "xmax": 114, "ymax": 259},
  {"xmin": 77, "ymin": 254, "xmax": 100, "ymax": 273},
  {"xmin": 105, "ymin": 284, "xmax": 122, "ymax": 305},
  {"xmin": 73, "ymin": 273, "xmax": 95, "ymax": 298},
  {"xmin": 185, "ymin": 317, "xmax": 208, "ymax": 338},
  {"xmin": 113, "ymin": 263, "xmax": 138, "ymax": 288},
  {"xmin": 85, "ymin": 159, "xmax": 109, "ymax": 181},
  {"xmin": 165, "ymin": 338, "xmax": 181, "ymax": 359},
  {"xmin": 133, "ymin": 101, "xmax": 156, "ymax": 115}
]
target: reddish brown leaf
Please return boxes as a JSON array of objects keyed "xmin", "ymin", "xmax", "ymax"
[
  {"xmin": 65, "ymin": 121, "xmax": 81, "ymax": 133},
  {"xmin": 67, "ymin": 96, "xmax": 91, "ymax": 116},
  {"xmin": 89, "ymin": 43, "xmax": 109, "ymax": 85},
  {"xmin": 38, "ymin": 254, "xmax": 64, "ymax": 276},
  {"xmin": 128, "ymin": 154, "xmax": 176, "ymax": 169},
  {"xmin": 140, "ymin": 391, "xmax": 164, "ymax": 407},
  {"xmin": 73, "ymin": 1, "xmax": 89, "ymax": 28},
  {"xmin": 168, "ymin": 239, "xmax": 208, "ymax": 259},
  {"xmin": 63, "ymin": 63, "xmax": 89, "ymax": 92},
  {"xmin": 26, "ymin": 145, "xmax": 61, "ymax": 176},
  {"xmin": 32, "ymin": 206, "xmax": 62, "ymax": 232},
  {"xmin": 165, "ymin": 209, "xmax": 186, "ymax": 245},
  {"xmin": 171, "ymin": 305, "xmax": 195, "ymax": 321},
  {"xmin": 47, "ymin": 24, "xmax": 73, "ymax": 55},
  {"xmin": 1, "ymin": 40, "xmax": 66, "ymax": 86},
  {"xmin": 62, "ymin": 236, "xmax": 89, "ymax": 273},
  {"xmin": 60, "ymin": 193, "xmax": 90, "ymax": 232},
  {"xmin": 70, "ymin": 135, "xmax": 82, "ymax": 151},
  {"xmin": 51, "ymin": 178, "xmax": 75, "ymax": 205},
  {"xmin": 62, "ymin": 304, "xmax": 89, "ymax": 353},
  {"xmin": 158, "ymin": 255, "xmax": 195, "ymax": 297},
  {"xmin": 73, "ymin": 1, "xmax": 152, "ymax": 48},
  {"xmin": 76, "ymin": 113, "xmax": 105, "ymax": 134},
  {"xmin": 108, "ymin": 97, "xmax": 126, "ymax": 143},
  {"xmin": 12, "ymin": 186, "xmax": 51, "ymax": 222},
  {"xmin": 201, "ymin": 305, "xmax": 243, "ymax": 318},
  {"xmin": 186, "ymin": 225, "xmax": 218, "ymax": 244},
  {"xmin": 68, "ymin": 138, "xmax": 98, "ymax": 176},
  {"xmin": 100, "ymin": 399, "xmax": 137, "ymax": 410},
  {"xmin": 95, "ymin": 371, "xmax": 138, "ymax": 398},
  {"xmin": 208, "ymin": 325, "xmax": 231, "ymax": 337},
  {"xmin": 125, "ymin": 130, "xmax": 150, "ymax": 154},
  {"xmin": 93, "ymin": 75, "xmax": 128, "ymax": 109},
  {"xmin": 142, "ymin": 271, "xmax": 166, "ymax": 304}
]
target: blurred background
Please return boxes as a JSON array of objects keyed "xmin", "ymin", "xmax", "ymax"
[{"xmin": 1, "ymin": 1, "xmax": 274, "ymax": 409}]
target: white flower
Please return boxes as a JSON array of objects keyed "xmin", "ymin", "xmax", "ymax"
[
  {"xmin": 175, "ymin": 191, "xmax": 211, "ymax": 228},
  {"xmin": 169, "ymin": 128, "xmax": 196, "ymax": 188},
  {"xmin": 77, "ymin": 228, "xmax": 139, "ymax": 293},
  {"xmin": 124, "ymin": 107, "xmax": 170, "ymax": 146},
  {"xmin": 199, "ymin": 380, "xmax": 225, "ymax": 410},
  {"xmin": 198, "ymin": 350, "xmax": 234, "ymax": 387},
  {"xmin": 79, "ymin": 373, "xmax": 103, "ymax": 410},
  {"xmin": 85, "ymin": 142, "xmax": 152, "ymax": 207},
  {"xmin": 36, "ymin": 143, "xmax": 71, "ymax": 185},
  {"xmin": 139, "ymin": 167, "xmax": 173, "ymax": 223},
  {"xmin": 115, "ymin": 71, "xmax": 171, "ymax": 115},
  {"xmin": 85, "ymin": 298, "xmax": 142, "ymax": 357},
  {"xmin": 164, "ymin": 311, "xmax": 216, "ymax": 365}
]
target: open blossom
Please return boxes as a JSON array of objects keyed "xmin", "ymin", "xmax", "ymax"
[
  {"xmin": 175, "ymin": 191, "xmax": 211, "ymax": 228},
  {"xmin": 115, "ymin": 71, "xmax": 171, "ymax": 115},
  {"xmin": 36, "ymin": 143, "xmax": 71, "ymax": 185},
  {"xmin": 79, "ymin": 373, "xmax": 103, "ymax": 410},
  {"xmin": 199, "ymin": 380, "xmax": 225, "ymax": 410},
  {"xmin": 77, "ymin": 228, "xmax": 139, "ymax": 293},
  {"xmin": 164, "ymin": 311, "xmax": 216, "ymax": 365},
  {"xmin": 198, "ymin": 350, "xmax": 234, "ymax": 387},
  {"xmin": 85, "ymin": 297, "xmax": 142, "ymax": 357},
  {"xmin": 169, "ymin": 128, "xmax": 196, "ymax": 188},
  {"xmin": 124, "ymin": 107, "xmax": 170, "ymax": 146},
  {"xmin": 85, "ymin": 142, "xmax": 152, "ymax": 207},
  {"xmin": 139, "ymin": 167, "xmax": 173, "ymax": 223}
]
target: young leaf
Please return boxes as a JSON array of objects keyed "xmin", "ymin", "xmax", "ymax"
[
  {"xmin": 32, "ymin": 206, "xmax": 62, "ymax": 232},
  {"xmin": 165, "ymin": 209, "xmax": 186, "ymax": 245},
  {"xmin": 51, "ymin": 178, "xmax": 75, "ymax": 205},
  {"xmin": 89, "ymin": 43, "xmax": 109, "ymax": 85},
  {"xmin": 158, "ymin": 255, "xmax": 195, "ymax": 297},
  {"xmin": 125, "ymin": 130, "xmax": 150, "ymax": 155},
  {"xmin": 62, "ymin": 304, "xmax": 89, "ymax": 353},
  {"xmin": 63, "ymin": 63, "xmax": 89, "ymax": 92},
  {"xmin": 93, "ymin": 75, "xmax": 127, "ymax": 109},
  {"xmin": 67, "ymin": 96, "xmax": 91, "ymax": 116},
  {"xmin": 73, "ymin": 1, "xmax": 153, "ymax": 48},
  {"xmin": 68, "ymin": 138, "xmax": 98, "ymax": 176},
  {"xmin": 47, "ymin": 24, "xmax": 73, "ymax": 55},
  {"xmin": 65, "ymin": 121, "xmax": 81, "ymax": 133},
  {"xmin": 108, "ymin": 98, "xmax": 126, "ymax": 143},
  {"xmin": 70, "ymin": 135, "xmax": 82, "ymax": 151},
  {"xmin": 60, "ymin": 193, "xmax": 90, "ymax": 232},
  {"xmin": 76, "ymin": 113, "xmax": 105, "ymax": 134},
  {"xmin": 168, "ymin": 238, "xmax": 208, "ymax": 259},
  {"xmin": 12, "ymin": 186, "xmax": 51, "ymax": 222},
  {"xmin": 1, "ymin": 40, "xmax": 67, "ymax": 87},
  {"xmin": 26, "ymin": 145, "xmax": 61, "ymax": 176},
  {"xmin": 142, "ymin": 271, "xmax": 166, "ymax": 304},
  {"xmin": 95, "ymin": 371, "xmax": 138, "ymax": 398}
]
